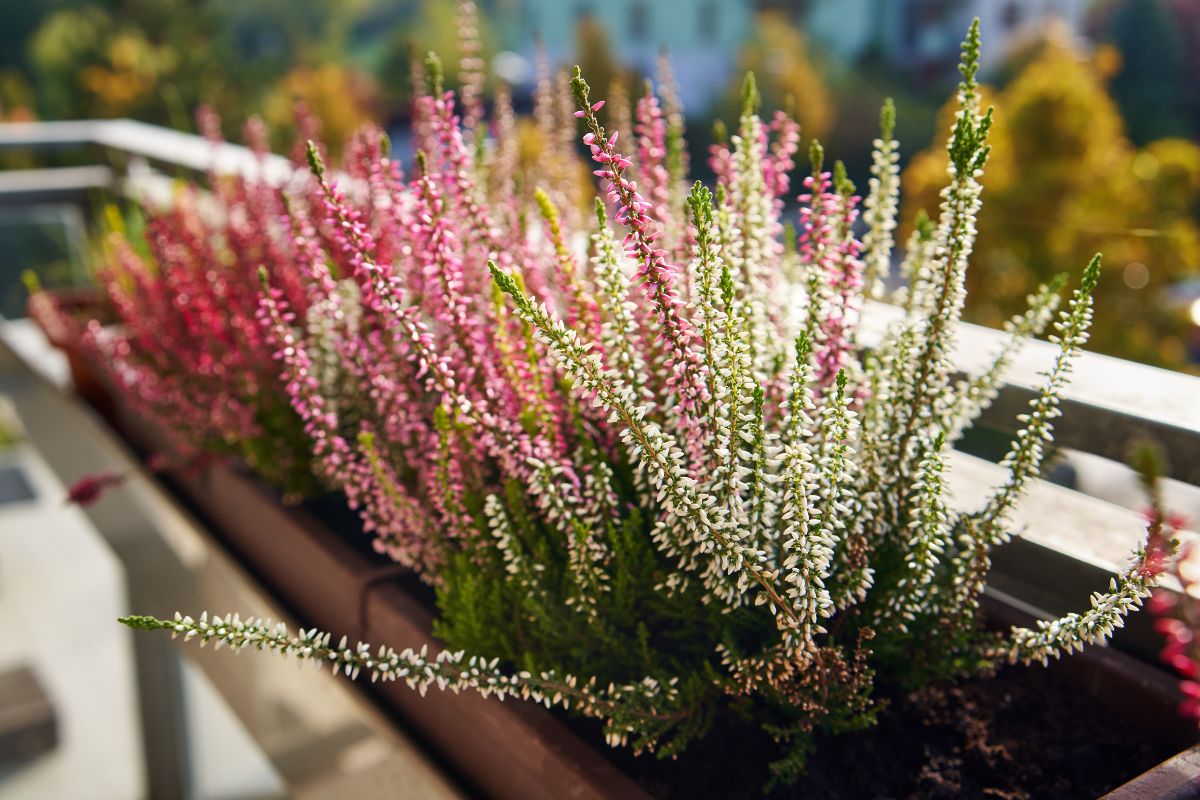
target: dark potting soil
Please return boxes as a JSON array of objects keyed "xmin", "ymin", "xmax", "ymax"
[{"xmin": 610, "ymin": 663, "xmax": 1178, "ymax": 800}]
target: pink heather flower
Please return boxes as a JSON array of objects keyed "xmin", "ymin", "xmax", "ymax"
[
  {"xmin": 289, "ymin": 100, "xmax": 325, "ymax": 168},
  {"xmin": 81, "ymin": 107, "xmax": 318, "ymax": 496},
  {"xmin": 1150, "ymin": 589, "xmax": 1178, "ymax": 614},
  {"xmin": 1145, "ymin": 511, "xmax": 1200, "ymax": 725},
  {"xmin": 259, "ymin": 272, "xmax": 438, "ymax": 570},
  {"xmin": 88, "ymin": 169, "xmax": 314, "ymax": 494},
  {"xmin": 797, "ymin": 169, "xmax": 865, "ymax": 390},
  {"xmin": 636, "ymin": 92, "xmax": 674, "ymax": 238},
  {"xmin": 284, "ymin": 113, "xmax": 612, "ymax": 568},
  {"xmin": 66, "ymin": 471, "xmax": 126, "ymax": 507},
  {"xmin": 763, "ymin": 112, "xmax": 801, "ymax": 201},
  {"xmin": 572, "ymin": 87, "xmax": 712, "ymax": 471},
  {"xmin": 708, "ymin": 141, "xmax": 734, "ymax": 187}
]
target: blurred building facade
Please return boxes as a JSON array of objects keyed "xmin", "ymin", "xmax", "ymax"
[
  {"xmin": 505, "ymin": 0, "xmax": 1091, "ymax": 112},
  {"xmin": 513, "ymin": 0, "xmax": 753, "ymax": 110},
  {"xmin": 804, "ymin": 0, "xmax": 1090, "ymax": 72}
]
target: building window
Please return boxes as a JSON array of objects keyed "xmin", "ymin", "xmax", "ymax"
[
  {"xmin": 698, "ymin": 1, "xmax": 717, "ymax": 43},
  {"xmin": 629, "ymin": 1, "xmax": 649, "ymax": 41},
  {"xmin": 1003, "ymin": 1, "xmax": 1023, "ymax": 30}
]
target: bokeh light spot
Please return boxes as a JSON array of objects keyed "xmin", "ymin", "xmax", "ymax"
[{"xmin": 1122, "ymin": 262, "xmax": 1149, "ymax": 289}]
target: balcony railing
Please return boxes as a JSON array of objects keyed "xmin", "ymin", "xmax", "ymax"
[{"xmin": 2, "ymin": 117, "xmax": 1197, "ymax": 663}]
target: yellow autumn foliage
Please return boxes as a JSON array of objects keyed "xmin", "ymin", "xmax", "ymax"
[
  {"xmin": 263, "ymin": 64, "xmax": 377, "ymax": 158},
  {"xmin": 902, "ymin": 34, "xmax": 1200, "ymax": 372},
  {"xmin": 722, "ymin": 11, "xmax": 833, "ymax": 142}
]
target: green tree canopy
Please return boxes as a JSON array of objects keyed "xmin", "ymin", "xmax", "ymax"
[{"xmin": 903, "ymin": 32, "xmax": 1200, "ymax": 372}]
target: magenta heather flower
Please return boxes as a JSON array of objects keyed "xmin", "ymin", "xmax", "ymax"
[
  {"xmin": 65, "ymin": 471, "xmax": 126, "ymax": 507},
  {"xmin": 85, "ymin": 112, "xmax": 317, "ymax": 497},
  {"xmin": 62, "ymin": 451, "xmax": 174, "ymax": 506},
  {"xmin": 1142, "ymin": 504, "xmax": 1200, "ymax": 724},
  {"xmin": 796, "ymin": 151, "xmax": 864, "ymax": 390}
]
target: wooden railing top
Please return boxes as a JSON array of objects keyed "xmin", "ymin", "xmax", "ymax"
[
  {"xmin": 0, "ymin": 119, "xmax": 292, "ymax": 184},
  {"xmin": 860, "ymin": 302, "xmax": 1200, "ymax": 485}
]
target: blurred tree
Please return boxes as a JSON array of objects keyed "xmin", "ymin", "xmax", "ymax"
[
  {"xmin": 902, "ymin": 31, "xmax": 1200, "ymax": 372},
  {"xmin": 376, "ymin": 1, "xmax": 495, "ymax": 120},
  {"xmin": 20, "ymin": 0, "xmax": 385, "ymax": 134},
  {"xmin": 574, "ymin": 13, "xmax": 634, "ymax": 111},
  {"xmin": 718, "ymin": 10, "xmax": 833, "ymax": 143},
  {"xmin": 262, "ymin": 63, "xmax": 377, "ymax": 156},
  {"xmin": 0, "ymin": 70, "xmax": 36, "ymax": 122},
  {"xmin": 27, "ymin": 2, "xmax": 233, "ymax": 125},
  {"xmin": 0, "ymin": 70, "xmax": 38, "ymax": 168},
  {"xmin": 28, "ymin": 7, "xmax": 115, "ymax": 120}
]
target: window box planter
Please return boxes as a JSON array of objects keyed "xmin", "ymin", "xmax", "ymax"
[
  {"xmin": 24, "ymin": 288, "xmax": 116, "ymax": 424},
  {"xmin": 27, "ymin": 288, "xmax": 1200, "ymax": 798}
]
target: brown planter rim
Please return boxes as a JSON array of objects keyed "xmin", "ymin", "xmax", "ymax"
[
  {"xmin": 25, "ymin": 287, "xmax": 117, "ymax": 423},
  {"xmin": 28, "ymin": 287, "xmax": 1200, "ymax": 799}
]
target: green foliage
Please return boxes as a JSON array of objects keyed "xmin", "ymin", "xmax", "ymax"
[
  {"xmin": 424, "ymin": 51, "xmax": 444, "ymax": 98},
  {"xmin": 879, "ymin": 97, "xmax": 896, "ymax": 142},
  {"xmin": 741, "ymin": 72, "xmax": 760, "ymax": 117},
  {"xmin": 903, "ymin": 31, "xmax": 1200, "ymax": 373},
  {"xmin": 430, "ymin": 458, "xmax": 770, "ymax": 756},
  {"xmin": 808, "ymin": 139, "xmax": 824, "ymax": 174}
]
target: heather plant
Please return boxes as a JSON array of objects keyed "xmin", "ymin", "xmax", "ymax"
[
  {"xmin": 81, "ymin": 111, "xmax": 321, "ymax": 497},
  {"xmin": 122, "ymin": 23, "xmax": 1165, "ymax": 783}
]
